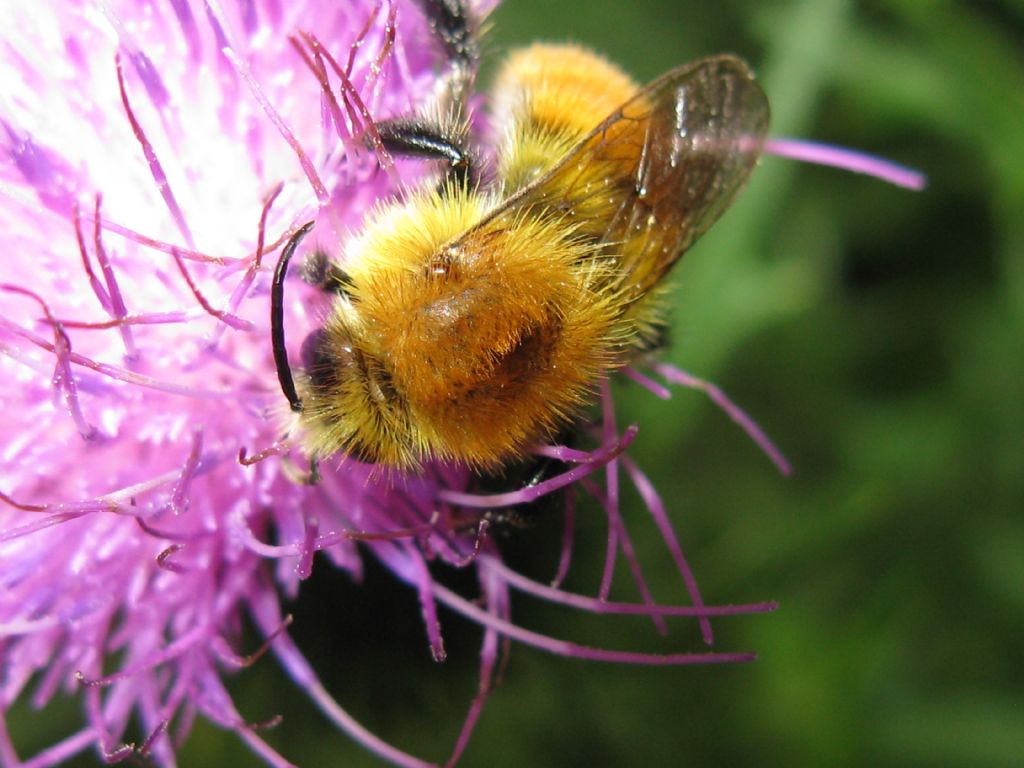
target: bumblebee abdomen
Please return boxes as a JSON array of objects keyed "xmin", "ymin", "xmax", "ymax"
[{"xmin": 493, "ymin": 44, "xmax": 639, "ymax": 192}]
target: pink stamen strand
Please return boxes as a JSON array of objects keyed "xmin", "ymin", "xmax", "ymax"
[
  {"xmin": 765, "ymin": 138, "xmax": 927, "ymax": 191},
  {"xmin": 593, "ymin": 490, "xmax": 624, "ymax": 596},
  {"xmin": 52, "ymin": 311, "xmax": 198, "ymax": 329},
  {"xmin": 307, "ymin": 32, "xmax": 396, "ymax": 174},
  {"xmin": 171, "ymin": 249, "xmax": 253, "ymax": 330},
  {"xmin": 431, "ymin": 583, "xmax": 757, "ymax": 666},
  {"xmin": 551, "ymin": 488, "xmax": 576, "ymax": 588},
  {"xmin": 251, "ymin": 601, "xmax": 436, "ymax": 768},
  {"xmin": 83, "ymin": 213, "xmax": 234, "ymax": 264},
  {"xmin": 241, "ymin": 715, "xmax": 286, "ymax": 734},
  {"xmin": 16, "ymin": 728, "xmax": 99, "ymax": 768},
  {"xmin": 75, "ymin": 624, "xmax": 208, "ymax": 688},
  {"xmin": 290, "ymin": 35, "xmax": 354, "ymax": 143},
  {"xmin": 0, "ymin": 491, "xmax": 49, "ymax": 513},
  {"xmin": 229, "ymin": 505, "xmax": 432, "ymax": 558},
  {"xmin": 579, "ymin": 476, "xmax": 668, "ymax": 636},
  {"xmin": 0, "ymin": 512, "xmax": 88, "ymax": 541},
  {"xmin": 1, "ymin": 284, "xmax": 96, "ymax": 440},
  {"xmin": 209, "ymin": 182, "xmax": 285, "ymax": 348},
  {"xmin": 331, "ymin": 514, "xmax": 436, "ymax": 544},
  {"xmin": 596, "ymin": 383, "xmax": 670, "ymax": 634},
  {"xmin": 302, "ymin": 33, "xmax": 363, "ymax": 132},
  {"xmin": 91, "ymin": 194, "xmax": 136, "ymax": 357},
  {"xmin": 621, "ymin": 454, "xmax": 713, "ymax": 644},
  {"xmin": 139, "ymin": 513, "xmax": 217, "ymax": 543},
  {"xmin": 389, "ymin": 12, "xmax": 416, "ymax": 98},
  {"xmin": 598, "ymin": 382, "xmax": 622, "ymax": 602},
  {"xmin": 482, "ymin": 557, "xmax": 777, "ymax": 618},
  {"xmin": 533, "ymin": 441, "xmax": 610, "ymax": 463},
  {"xmin": 445, "ymin": 569, "xmax": 502, "ymax": 768},
  {"xmin": 421, "ymin": 496, "xmax": 487, "ymax": 565},
  {"xmin": 72, "ymin": 201, "xmax": 111, "ymax": 310},
  {"xmin": 211, "ymin": 616, "xmax": 294, "ymax": 670},
  {"xmin": 621, "ymin": 365, "xmax": 672, "ymax": 399},
  {"xmin": 0, "ymin": 316, "xmax": 234, "ymax": 399},
  {"xmin": 296, "ymin": 514, "xmax": 318, "ymax": 579},
  {"xmin": 156, "ymin": 544, "xmax": 188, "ymax": 573},
  {"xmin": 115, "ymin": 53, "xmax": 197, "ymax": 250},
  {"xmin": 0, "ymin": 458, "xmax": 224, "ymax": 524},
  {"xmin": 330, "ymin": 522, "xmax": 437, "ymax": 543},
  {"xmin": 653, "ymin": 362, "xmax": 792, "ymax": 476},
  {"xmin": 169, "ymin": 429, "xmax": 203, "ymax": 514},
  {"xmin": 233, "ymin": 729, "xmax": 296, "ymax": 768},
  {"xmin": 363, "ymin": 0, "xmax": 397, "ymax": 101},
  {"xmin": 136, "ymin": 722, "xmax": 170, "ymax": 760},
  {"xmin": 410, "ymin": 552, "xmax": 447, "ymax": 662},
  {"xmin": 190, "ymin": 673, "xmax": 295, "ymax": 768},
  {"xmin": 225, "ymin": 48, "xmax": 330, "ymax": 205},
  {"xmin": 345, "ymin": 0, "xmax": 384, "ymax": 80},
  {"xmin": 197, "ymin": 1, "xmax": 239, "ymax": 82},
  {"xmin": 238, "ymin": 441, "xmax": 292, "ymax": 466},
  {"xmin": 445, "ymin": 520, "xmax": 488, "ymax": 568},
  {"xmin": 253, "ymin": 183, "xmax": 283, "ymax": 270},
  {"xmin": 98, "ymin": 739, "xmax": 135, "ymax": 764},
  {"xmin": 436, "ymin": 425, "xmax": 638, "ymax": 508},
  {"xmin": 230, "ymin": 509, "xmax": 304, "ymax": 559}
]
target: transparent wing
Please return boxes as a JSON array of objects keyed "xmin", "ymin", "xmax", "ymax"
[{"xmin": 494, "ymin": 54, "xmax": 770, "ymax": 300}]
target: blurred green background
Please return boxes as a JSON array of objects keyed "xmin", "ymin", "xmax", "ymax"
[{"xmin": 22, "ymin": 0, "xmax": 1023, "ymax": 765}]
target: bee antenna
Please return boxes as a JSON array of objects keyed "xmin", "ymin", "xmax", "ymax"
[{"xmin": 271, "ymin": 221, "xmax": 315, "ymax": 413}]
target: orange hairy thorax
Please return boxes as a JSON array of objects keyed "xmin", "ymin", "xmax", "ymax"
[
  {"xmin": 290, "ymin": 41, "xmax": 768, "ymax": 470},
  {"xmin": 302, "ymin": 187, "xmax": 628, "ymax": 469}
]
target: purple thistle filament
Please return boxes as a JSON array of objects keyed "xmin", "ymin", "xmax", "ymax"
[{"xmin": 0, "ymin": 0, "xmax": 930, "ymax": 765}]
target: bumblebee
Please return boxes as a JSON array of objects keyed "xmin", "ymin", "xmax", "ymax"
[{"xmin": 272, "ymin": 0, "xmax": 768, "ymax": 470}]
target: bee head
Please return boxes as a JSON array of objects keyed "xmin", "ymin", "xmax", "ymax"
[{"xmin": 298, "ymin": 317, "xmax": 417, "ymax": 467}]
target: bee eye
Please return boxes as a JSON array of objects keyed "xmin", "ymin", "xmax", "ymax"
[
  {"xmin": 300, "ymin": 328, "xmax": 332, "ymax": 373},
  {"xmin": 302, "ymin": 325, "xmax": 400, "ymax": 410},
  {"xmin": 302, "ymin": 326, "xmax": 362, "ymax": 394}
]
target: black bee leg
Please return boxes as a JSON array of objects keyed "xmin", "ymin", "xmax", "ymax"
[
  {"xmin": 282, "ymin": 454, "xmax": 321, "ymax": 486},
  {"xmin": 365, "ymin": 0, "xmax": 479, "ymax": 188},
  {"xmin": 475, "ymin": 454, "xmax": 571, "ymax": 534},
  {"xmin": 271, "ymin": 221, "xmax": 315, "ymax": 413},
  {"xmin": 374, "ymin": 118, "xmax": 475, "ymax": 189}
]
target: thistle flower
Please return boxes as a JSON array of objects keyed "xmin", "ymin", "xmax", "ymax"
[{"xmin": 0, "ymin": 1, "xmax": 923, "ymax": 766}]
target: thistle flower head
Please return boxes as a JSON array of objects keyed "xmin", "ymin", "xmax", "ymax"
[{"xmin": 0, "ymin": 1, "xmax": 921, "ymax": 766}]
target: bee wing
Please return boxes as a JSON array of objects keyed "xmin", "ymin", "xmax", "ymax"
[{"xmin": 505, "ymin": 54, "xmax": 769, "ymax": 298}]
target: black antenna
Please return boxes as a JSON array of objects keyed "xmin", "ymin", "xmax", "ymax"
[{"xmin": 271, "ymin": 221, "xmax": 315, "ymax": 413}]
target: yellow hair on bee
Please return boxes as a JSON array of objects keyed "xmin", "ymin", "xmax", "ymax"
[
  {"xmin": 492, "ymin": 44, "xmax": 639, "ymax": 192},
  {"xmin": 299, "ymin": 184, "xmax": 635, "ymax": 469},
  {"xmin": 491, "ymin": 44, "xmax": 671, "ymax": 346}
]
